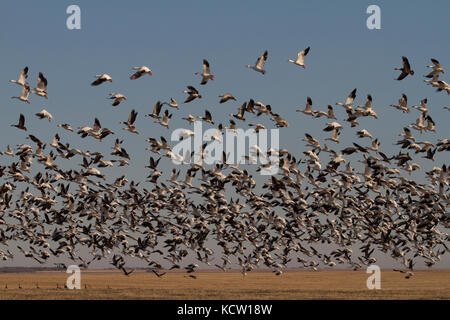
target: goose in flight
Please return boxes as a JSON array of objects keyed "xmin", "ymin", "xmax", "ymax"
[
  {"xmin": 395, "ymin": 56, "xmax": 414, "ymax": 80},
  {"xmin": 219, "ymin": 93, "xmax": 237, "ymax": 104},
  {"xmin": 315, "ymin": 105, "xmax": 337, "ymax": 119},
  {"xmin": 108, "ymin": 93, "xmax": 127, "ymax": 106},
  {"xmin": 32, "ymin": 72, "xmax": 48, "ymax": 99},
  {"xmin": 360, "ymin": 94, "xmax": 378, "ymax": 119},
  {"xmin": 412, "ymin": 98, "xmax": 429, "ymax": 114},
  {"xmin": 11, "ymin": 114, "xmax": 27, "ymax": 131},
  {"xmin": 336, "ymin": 88, "xmax": 357, "ymax": 110},
  {"xmin": 390, "ymin": 94, "xmax": 410, "ymax": 113},
  {"xmin": 36, "ymin": 109, "xmax": 53, "ymax": 121},
  {"xmin": 121, "ymin": 109, "xmax": 139, "ymax": 134},
  {"xmin": 288, "ymin": 46, "xmax": 310, "ymax": 68},
  {"xmin": 249, "ymin": 123, "xmax": 266, "ymax": 133},
  {"xmin": 10, "ymin": 66, "xmax": 29, "ymax": 86},
  {"xmin": 323, "ymin": 121, "xmax": 343, "ymax": 132},
  {"xmin": 246, "ymin": 50, "xmax": 268, "ymax": 74},
  {"xmin": 156, "ymin": 110, "xmax": 172, "ymax": 129},
  {"xmin": 11, "ymin": 83, "xmax": 31, "ymax": 104},
  {"xmin": 162, "ymin": 98, "xmax": 180, "ymax": 110},
  {"xmin": 425, "ymin": 58, "xmax": 445, "ymax": 78},
  {"xmin": 145, "ymin": 101, "xmax": 163, "ymax": 119},
  {"xmin": 130, "ymin": 66, "xmax": 153, "ymax": 80},
  {"xmin": 91, "ymin": 74, "xmax": 113, "ymax": 86},
  {"xmin": 229, "ymin": 102, "xmax": 246, "ymax": 121},
  {"xmin": 296, "ymin": 97, "xmax": 316, "ymax": 116},
  {"xmin": 182, "ymin": 114, "xmax": 197, "ymax": 123},
  {"xmin": 435, "ymin": 80, "xmax": 450, "ymax": 94},
  {"xmin": 197, "ymin": 110, "xmax": 214, "ymax": 125},
  {"xmin": 195, "ymin": 59, "xmax": 215, "ymax": 85},
  {"xmin": 356, "ymin": 129, "xmax": 373, "ymax": 139},
  {"xmin": 325, "ymin": 128, "xmax": 340, "ymax": 144},
  {"xmin": 183, "ymin": 86, "xmax": 202, "ymax": 103},
  {"xmin": 57, "ymin": 123, "xmax": 74, "ymax": 132}
]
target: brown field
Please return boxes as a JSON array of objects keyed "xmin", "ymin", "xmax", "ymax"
[{"xmin": 0, "ymin": 270, "xmax": 448, "ymax": 300}]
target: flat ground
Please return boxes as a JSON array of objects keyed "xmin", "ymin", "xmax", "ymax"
[{"xmin": 0, "ymin": 270, "xmax": 448, "ymax": 300}]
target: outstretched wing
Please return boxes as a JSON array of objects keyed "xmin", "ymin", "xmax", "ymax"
[
  {"xmin": 37, "ymin": 72, "xmax": 48, "ymax": 91},
  {"xmin": 202, "ymin": 59, "xmax": 211, "ymax": 75},
  {"xmin": 256, "ymin": 50, "xmax": 268, "ymax": 69},
  {"xmin": 402, "ymin": 56, "xmax": 411, "ymax": 71}
]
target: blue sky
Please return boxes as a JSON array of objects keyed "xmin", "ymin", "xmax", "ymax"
[{"xmin": 0, "ymin": 0, "xmax": 449, "ymax": 268}]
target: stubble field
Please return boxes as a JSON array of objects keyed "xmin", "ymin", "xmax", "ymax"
[{"xmin": 0, "ymin": 270, "xmax": 448, "ymax": 300}]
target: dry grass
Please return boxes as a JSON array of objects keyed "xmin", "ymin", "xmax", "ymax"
[{"xmin": 0, "ymin": 270, "xmax": 448, "ymax": 300}]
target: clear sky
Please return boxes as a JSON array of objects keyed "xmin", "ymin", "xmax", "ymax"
[{"xmin": 0, "ymin": 0, "xmax": 449, "ymax": 268}]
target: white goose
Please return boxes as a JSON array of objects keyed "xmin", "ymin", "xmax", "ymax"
[
  {"xmin": 108, "ymin": 93, "xmax": 127, "ymax": 106},
  {"xmin": 12, "ymin": 84, "xmax": 31, "ymax": 104},
  {"xmin": 336, "ymin": 88, "xmax": 357, "ymax": 111},
  {"xmin": 390, "ymin": 94, "xmax": 410, "ymax": 113},
  {"xmin": 315, "ymin": 105, "xmax": 337, "ymax": 119},
  {"xmin": 91, "ymin": 74, "xmax": 113, "ymax": 86},
  {"xmin": 10, "ymin": 66, "xmax": 29, "ymax": 86},
  {"xmin": 130, "ymin": 66, "xmax": 153, "ymax": 80},
  {"xmin": 246, "ymin": 50, "xmax": 268, "ymax": 74},
  {"xmin": 35, "ymin": 109, "xmax": 53, "ymax": 121},
  {"xmin": 162, "ymin": 98, "xmax": 180, "ymax": 110},
  {"xmin": 32, "ymin": 72, "xmax": 48, "ymax": 99},
  {"xmin": 288, "ymin": 46, "xmax": 310, "ymax": 68},
  {"xmin": 195, "ymin": 59, "xmax": 215, "ymax": 85},
  {"xmin": 296, "ymin": 97, "xmax": 316, "ymax": 116}
]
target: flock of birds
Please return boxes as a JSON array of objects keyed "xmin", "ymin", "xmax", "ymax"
[{"xmin": 0, "ymin": 49, "xmax": 449, "ymax": 280}]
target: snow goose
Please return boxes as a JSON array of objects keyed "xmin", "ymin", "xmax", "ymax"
[
  {"xmin": 296, "ymin": 97, "xmax": 316, "ymax": 116},
  {"xmin": 315, "ymin": 105, "xmax": 337, "ymax": 119},
  {"xmin": 121, "ymin": 109, "xmax": 139, "ymax": 134},
  {"xmin": 162, "ymin": 98, "xmax": 180, "ymax": 109},
  {"xmin": 390, "ymin": 94, "xmax": 410, "ymax": 113},
  {"xmin": 197, "ymin": 110, "xmax": 214, "ymax": 125},
  {"xmin": 356, "ymin": 129, "xmax": 373, "ymax": 139},
  {"xmin": 412, "ymin": 98, "xmax": 428, "ymax": 114},
  {"xmin": 248, "ymin": 123, "xmax": 266, "ymax": 133},
  {"xmin": 435, "ymin": 80, "xmax": 450, "ymax": 94},
  {"xmin": 108, "ymin": 93, "xmax": 127, "ymax": 106},
  {"xmin": 156, "ymin": 110, "xmax": 172, "ymax": 129},
  {"xmin": 32, "ymin": 72, "xmax": 48, "ymax": 99},
  {"xmin": 246, "ymin": 50, "xmax": 268, "ymax": 74},
  {"xmin": 145, "ymin": 101, "xmax": 162, "ymax": 119},
  {"xmin": 195, "ymin": 59, "xmax": 215, "ymax": 85},
  {"xmin": 325, "ymin": 128, "xmax": 340, "ymax": 144},
  {"xmin": 9, "ymin": 66, "xmax": 29, "ymax": 86},
  {"xmin": 130, "ymin": 66, "xmax": 152, "ymax": 79},
  {"xmin": 57, "ymin": 124, "xmax": 74, "ymax": 132},
  {"xmin": 91, "ymin": 74, "xmax": 113, "ymax": 86},
  {"xmin": 288, "ymin": 46, "xmax": 310, "ymax": 68},
  {"xmin": 425, "ymin": 58, "xmax": 445, "ymax": 78},
  {"xmin": 323, "ymin": 121, "xmax": 343, "ymax": 132},
  {"xmin": 183, "ymin": 86, "xmax": 202, "ymax": 103},
  {"xmin": 182, "ymin": 114, "xmax": 197, "ymax": 123},
  {"xmin": 11, "ymin": 84, "xmax": 31, "ymax": 104},
  {"xmin": 35, "ymin": 109, "xmax": 53, "ymax": 121},
  {"xmin": 336, "ymin": 88, "xmax": 357, "ymax": 111},
  {"xmin": 360, "ymin": 94, "xmax": 378, "ymax": 119},
  {"xmin": 219, "ymin": 93, "xmax": 237, "ymax": 104},
  {"xmin": 229, "ymin": 102, "xmax": 246, "ymax": 121}
]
